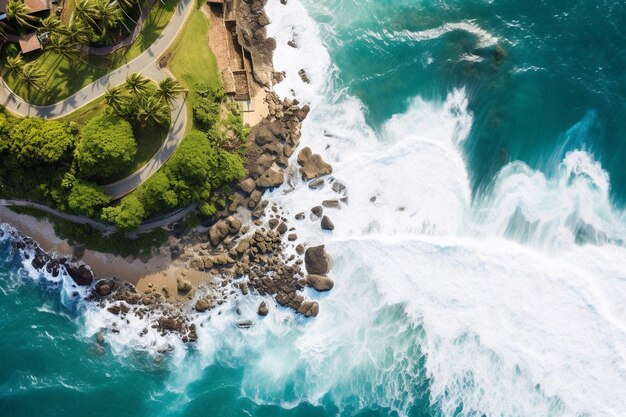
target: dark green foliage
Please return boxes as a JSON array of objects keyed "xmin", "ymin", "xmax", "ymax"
[
  {"xmin": 0, "ymin": 114, "xmax": 76, "ymax": 207},
  {"xmin": 8, "ymin": 118, "xmax": 75, "ymax": 164},
  {"xmin": 67, "ymin": 181, "xmax": 111, "ymax": 216},
  {"xmin": 192, "ymin": 84, "xmax": 224, "ymax": 129},
  {"xmin": 101, "ymin": 194, "xmax": 145, "ymax": 231},
  {"xmin": 134, "ymin": 171, "xmax": 178, "ymax": 214},
  {"xmin": 74, "ymin": 114, "xmax": 137, "ymax": 179}
]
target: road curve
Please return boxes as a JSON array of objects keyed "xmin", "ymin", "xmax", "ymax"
[{"xmin": 0, "ymin": 0, "xmax": 195, "ymax": 199}]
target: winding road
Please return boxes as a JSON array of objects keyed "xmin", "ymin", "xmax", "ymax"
[{"xmin": 0, "ymin": 0, "xmax": 195, "ymax": 200}]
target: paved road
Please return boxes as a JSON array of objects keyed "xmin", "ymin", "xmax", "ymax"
[
  {"xmin": 0, "ymin": 199, "xmax": 198, "ymax": 233},
  {"xmin": 0, "ymin": 0, "xmax": 195, "ymax": 199}
]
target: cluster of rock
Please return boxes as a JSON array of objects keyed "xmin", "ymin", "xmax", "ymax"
[
  {"xmin": 8, "ymin": 231, "xmax": 94, "ymax": 288},
  {"xmin": 89, "ymin": 278, "xmax": 199, "ymax": 343}
]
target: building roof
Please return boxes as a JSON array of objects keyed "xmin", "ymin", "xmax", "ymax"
[
  {"xmin": 18, "ymin": 32, "xmax": 41, "ymax": 53},
  {"xmin": 0, "ymin": 0, "xmax": 50, "ymax": 14},
  {"xmin": 25, "ymin": 0, "xmax": 49, "ymax": 12}
]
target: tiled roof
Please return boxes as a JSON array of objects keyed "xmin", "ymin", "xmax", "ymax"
[{"xmin": 18, "ymin": 32, "xmax": 42, "ymax": 53}]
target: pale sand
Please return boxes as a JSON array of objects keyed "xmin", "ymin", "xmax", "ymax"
[
  {"xmin": 243, "ymin": 84, "xmax": 270, "ymax": 127},
  {"xmin": 0, "ymin": 207, "xmax": 184, "ymax": 286}
]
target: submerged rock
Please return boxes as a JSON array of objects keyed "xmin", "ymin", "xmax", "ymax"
[{"xmin": 237, "ymin": 320, "xmax": 254, "ymax": 329}]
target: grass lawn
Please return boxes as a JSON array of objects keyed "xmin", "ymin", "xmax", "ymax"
[
  {"xmin": 0, "ymin": 0, "xmax": 179, "ymax": 105},
  {"xmin": 167, "ymin": 6, "xmax": 221, "ymax": 128},
  {"xmin": 60, "ymin": 98, "xmax": 169, "ymax": 183}
]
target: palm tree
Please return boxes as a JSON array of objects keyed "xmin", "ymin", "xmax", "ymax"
[
  {"xmin": 104, "ymin": 85, "xmax": 128, "ymax": 114},
  {"xmin": 93, "ymin": 0, "xmax": 124, "ymax": 35},
  {"xmin": 115, "ymin": 0, "xmax": 138, "ymax": 24},
  {"xmin": 155, "ymin": 77, "xmax": 186, "ymax": 106},
  {"xmin": 49, "ymin": 33, "xmax": 77, "ymax": 60},
  {"xmin": 6, "ymin": 0, "xmax": 38, "ymax": 28},
  {"xmin": 74, "ymin": 0, "xmax": 103, "ymax": 33},
  {"xmin": 125, "ymin": 73, "xmax": 150, "ymax": 96},
  {"xmin": 0, "ymin": 20, "xmax": 10, "ymax": 40},
  {"xmin": 20, "ymin": 62, "xmax": 47, "ymax": 91},
  {"xmin": 39, "ymin": 15, "xmax": 63, "ymax": 35},
  {"xmin": 4, "ymin": 54, "xmax": 26, "ymax": 78},
  {"xmin": 65, "ymin": 19, "xmax": 91, "ymax": 45},
  {"xmin": 137, "ymin": 95, "xmax": 169, "ymax": 126}
]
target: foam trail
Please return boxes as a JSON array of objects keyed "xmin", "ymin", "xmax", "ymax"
[{"xmin": 377, "ymin": 21, "xmax": 500, "ymax": 48}]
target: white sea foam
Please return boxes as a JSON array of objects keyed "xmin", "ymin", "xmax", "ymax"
[{"xmin": 381, "ymin": 21, "xmax": 500, "ymax": 48}]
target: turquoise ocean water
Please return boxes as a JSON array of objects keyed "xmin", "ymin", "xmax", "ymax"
[{"xmin": 2, "ymin": 0, "xmax": 626, "ymax": 416}]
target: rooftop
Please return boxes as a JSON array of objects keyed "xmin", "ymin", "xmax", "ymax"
[
  {"xmin": 18, "ymin": 32, "xmax": 42, "ymax": 53},
  {"xmin": 0, "ymin": 0, "xmax": 50, "ymax": 14}
]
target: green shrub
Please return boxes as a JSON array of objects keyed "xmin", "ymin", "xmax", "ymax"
[
  {"xmin": 74, "ymin": 114, "xmax": 136, "ymax": 179},
  {"xmin": 9, "ymin": 118, "xmax": 75, "ymax": 164},
  {"xmin": 101, "ymin": 194, "xmax": 145, "ymax": 231},
  {"xmin": 67, "ymin": 181, "xmax": 111, "ymax": 217},
  {"xmin": 192, "ymin": 84, "xmax": 224, "ymax": 129}
]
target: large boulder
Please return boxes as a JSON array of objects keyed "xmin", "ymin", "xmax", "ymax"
[
  {"xmin": 209, "ymin": 221, "xmax": 231, "ymax": 246},
  {"xmin": 257, "ymin": 301, "xmax": 269, "ymax": 316},
  {"xmin": 235, "ymin": 0, "xmax": 275, "ymax": 87},
  {"xmin": 226, "ymin": 216, "xmax": 242, "ymax": 234},
  {"xmin": 257, "ymin": 165, "xmax": 284, "ymax": 188},
  {"xmin": 177, "ymin": 279, "xmax": 192, "ymax": 294},
  {"xmin": 297, "ymin": 147, "xmax": 312, "ymax": 165},
  {"xmin": 254, "ymin": 120, "xmax": 283, "ymax": 146},
  {"xmin": 194, "ymin": 298, "xmax": 214, "ymax": 312},
  {"xmin": 95, "ymin": 279, "xmax": 116, "ymax": 296},
  {"xmin": 321, "ymin": 216, "xmax": 335, "ymax": 231},
  {"xmin": 65, "ymin": 263, "xmax": 94, "ymax": 286},
  {"xmin": 304, "ymin": 245, "xmax": 330, "ymax": 275},
  {"xmin": 297, "ymin": 300, "xmax": 319, "ymax": 317},
  {"xmin": 300, "ymin": 153, "xmax": 332, "ymax": 181},
  {"xmin": 238, "ymin": 178, "xmax": 256, "ymax": 194},
  {"xmin": 305, "ymin": 274, "xmax": 334, "ymax": 292}
]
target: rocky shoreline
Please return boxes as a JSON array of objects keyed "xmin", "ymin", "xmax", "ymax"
[{"xmin": 2, "ymin": 0, "xmax": 343, "ymax": 343}]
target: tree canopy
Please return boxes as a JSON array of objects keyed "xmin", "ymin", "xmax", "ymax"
[
  {"xmin": 8, "ymin": 118, "xmax": 75, "ymax": 164},
  {"xmin": 68, "ymin": 181, "xmax": 111, "ymax": 216},
  {"xmin": 74, "ymin": 114, "xmax": 137, "ymax": 179}
]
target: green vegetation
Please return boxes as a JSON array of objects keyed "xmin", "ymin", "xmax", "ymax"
[
  {"xmin": 0, "ymin": 0, "xmax": 179, "ymax": 105},
  {"xmin": 167, "ymin": 9, "xmax": 220, "ymax": 97},
  {"xmin": 103, "ymin": 130, "xmax": 246, "ymax": 230},
  {"xmin": 7, "ymin": 118, "xmax": 75, "ymax": 164},
  {"xmin": 60, "ymin": 94, "xmax": 168, "ymax": 181},
  {"xmin": 67, "ymin": 181, "xmax": 111, "ymax": 217},
  {"xmin": 0, "ymin": 113, "xmax": 77, "ymax": 208},
  {"xmin": 74, "ymin": 114, "xmax": 137, "ymax": 179}
]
